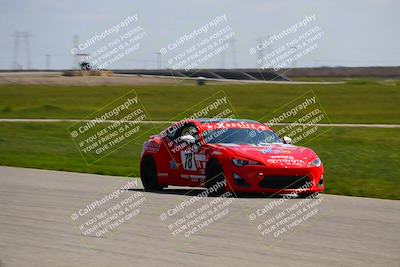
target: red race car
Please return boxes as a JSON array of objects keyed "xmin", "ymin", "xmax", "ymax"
[{"xmin": 140, "ymin": 119, "xmax": 324, "ymax": 196}]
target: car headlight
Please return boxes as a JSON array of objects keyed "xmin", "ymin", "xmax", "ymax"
[
  {"xmin": 232, "ymin": 158, "xmax": 262, "ymax": 167},
  {"xmin": 308, "ymin": 157, "xmax": 321, "ymax": 167}
]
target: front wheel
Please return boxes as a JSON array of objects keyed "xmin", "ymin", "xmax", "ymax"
[
  {"xmin": 297, "ymin": 192, "xmax": 318, "ymax": 199},
  {"xmin": 205, "ymin": 160, "xmax": 226, "ymax": 196},
  {"xmin": 140, "ymin": 156, "xmax": 162, "ymax": 191}
]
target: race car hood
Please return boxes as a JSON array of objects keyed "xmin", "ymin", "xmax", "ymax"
[{"xmin": 215, "ymin": 143, "xmax": 317, "ymax": 168}]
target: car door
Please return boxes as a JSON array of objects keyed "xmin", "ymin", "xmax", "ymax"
[{"xmin": 167, "ymin": 123, "xmax": 205, "ymax": 185}]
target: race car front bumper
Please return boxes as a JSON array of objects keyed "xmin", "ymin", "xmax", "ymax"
[{"xmin": 224, "ymin": 165, "xmax": 324, "ymax": 194}]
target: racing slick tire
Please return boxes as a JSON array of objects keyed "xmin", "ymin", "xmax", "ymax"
[
  {"xmin": 205, "ymin": 160, "xmax": 226, "ymax": 196},
  {"xmin": 140, "ymin": 156, "xmax": 162, "ymax": 191},
  {"xmin": 297, "ymin": 192, "xmax": 319, "ymax": 199}
]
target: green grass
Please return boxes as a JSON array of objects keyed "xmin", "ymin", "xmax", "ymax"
[
  {"xmin": 309, "ymin": 128, "xmax": 400, "ymax": 199},
  {"xmin": 0, "ymin": 81, "xmax": 399, "ymax": 123},
  {"xmin": 0, "ymin": 82, "xmax": 399, "ymax": 199},
  {"xmin": 0, "ymin": 122, "xmax": 141, "ymax": 176},
  {"xmin": 291, "ymin": 76, "xmax": 400, "ymax": 83}
]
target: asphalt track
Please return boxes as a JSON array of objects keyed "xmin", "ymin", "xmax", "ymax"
[
  {"xmin": 0, "ymin": 166, "xmax": 399, "ymax": 266},
  {"xmin": 0, "ymin": 72, "xmax": 344, "ymax": 85}
]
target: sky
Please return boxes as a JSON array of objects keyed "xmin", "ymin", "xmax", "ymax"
[{"xmin": 0, "ymin": 0, "xmax": 399, "ymax": 69}]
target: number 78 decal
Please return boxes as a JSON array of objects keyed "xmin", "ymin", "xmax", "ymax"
[{"xmin": 180, "ymin": 151, "xmax": 196, "ymax": 171}]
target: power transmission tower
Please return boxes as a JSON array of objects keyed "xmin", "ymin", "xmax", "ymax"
[
  {"xmin": 265, "ymin": 35, "xmax": 272, "ymax": 59},
  {"xmin": 220, "ymin": 50, "xmax": 226, "ymax": 69},
  {"xmin": 45, "ymin": 54, "xmax": 51, "ymax": 70},
  {"xmin": 12, "ymin": 31, "xmax": 21, "ymax": 69},
  {"xmin": 23, "ymin": 32, "xmax": 32, "ymax": 69},
  {"xmin": 156, "ymin": 52, "xmax": 162, "ymax": 69},
  {"xmin": 72, "ymin": 35, "xmax": 79, "ymax": 69},
  {"xmin": 290, "ymin": 46, "xmax": 298, "ymax": 68},
  {"xmin": 12, "ymin": 31, "xmax": 32, "ymax": 69},
  {"xmin": 256, "ymin": 38, "xmax": 264, "ymax": 68},
  {"xmin": 230, "ymin": 37, "xmax": 237, "ymax": 69}
]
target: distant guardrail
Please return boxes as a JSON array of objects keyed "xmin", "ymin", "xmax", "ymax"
[{"xmin": 1, "ymin": 66, "xmax": 399, "ymax": 78}]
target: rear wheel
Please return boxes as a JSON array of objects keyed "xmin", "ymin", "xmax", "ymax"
[
  {"xmin": 205, "ymin": 160, "xmax": 226, "ymax": 196},
  {"xmin": 140, "ymin": 156, "xmax": 162, "ymax": 191}
]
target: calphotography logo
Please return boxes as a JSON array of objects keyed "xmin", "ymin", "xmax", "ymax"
[
  {"xmin": 70, "ymin": 14, "xmax": 146, "ymax": 70},
  {"xmin": 245, "ymin": 183, "xmax": 332, "ymax": 247},
  {"xmin": 157, "ymin": 90, "xmax": 239, "ymax": 168},
  {"xmin": 260, "ymin": 90, "xmax": 333, "ymax": 145},
  {"xmin": 159, "ymin": 14, "xmax": 236, "ymax": 74},
  {"xmin": 1, "ymin": 1, "xmax": 399, "ymax": 267},
  {"xmin": 249, "ymin": 14, "xmax": 324, "ymax": 73},
  {"xmin": 68, "ymin": 90, "xmax": 154, "ymax": 165},
  {"xmin": 70, "ymin": 180, "xmax": 146, "ymax": 238},
  {"xmin": 159, "ymin": 178, "xmax": 237, "ymax": 242}
]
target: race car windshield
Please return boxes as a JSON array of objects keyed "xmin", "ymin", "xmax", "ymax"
[{"xmin": 202, "ymin": 128, "xmax": 283, "ymax": 145}]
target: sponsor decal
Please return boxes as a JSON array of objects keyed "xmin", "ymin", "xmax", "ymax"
[
  {"xmin": 194, "ymin": 154, "xmax": 207, "ymax": 161},
  {"xmin": 169, "ymin": 160, "xmax": 178, "ymax": 169},
  {"xmin": 266, "ymin": 155, "xmax": 305, "ymax": 166},
  {"xmin": 179, "ymin": 174, "xmax": 206, "ymax": 181},
  {"xmin": 145, "ymin": 142, "xmax": 160, "ymax": 153},
  {"xmin": 259, "ymin": 147, "xmax": 292, "ymax": 155},
  {"xmin": 213, "ymin": 122, "xmax": 268, "ymax": 131},
  {"xmin": 195, "ymin": 160, "xmax": 206, "ymax": 169},
  {"xmin": 259, "ymin": 147, "xmax": 273, "ymax": 154}
]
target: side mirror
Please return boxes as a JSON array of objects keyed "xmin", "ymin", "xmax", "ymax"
[
  {"xmin": 283, "ymin": 136, "xmax": 292, "ymax": 144},
  {"xmin": 181, "ymin": 135, "xmax": 196, "ymax": 144}
]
